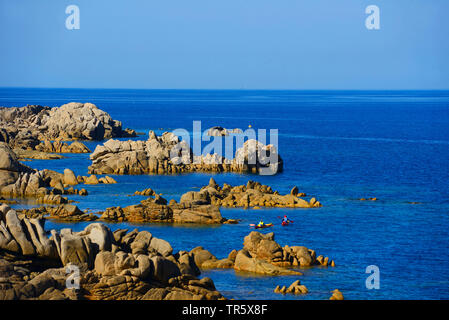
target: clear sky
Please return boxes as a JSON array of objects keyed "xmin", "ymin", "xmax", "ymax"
[{"xmin": 0, "ymin": 0, "xmax": 448, "ymax": 90}]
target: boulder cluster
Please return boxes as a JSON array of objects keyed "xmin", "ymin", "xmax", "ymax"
[
  {"xmin": 0, "ymin": 103, "xmax": 136, "ymax": 148},
  {"xmin": 180, "ymin": 178, "xmax": 322, "ymax": 208},
  {"xmin": 0, "ymin": 204, "xmax": 224, "ymax": 300},
  {"xmin": 274, "ymin": 280, "xmax": 309, "ymax": 295},
  {"xmin": 207, "ymin": 126, "xmax": 243, "ymax": 136},
  {"xmin": 189, "ymin": 231, "xmax": 335, "ymax": 276},
  {"xmin": 35, "ymin": 140, "xmax": 91, "ymax": 154},
  {"xmin": 0, "ymin": 144, "xmax": 118, "ymax": 203},
  {"xmin": 88, "ymin": 131, "xmax": 283, "ymax": 175},
  {"xmin": 18, "ymin": 204, "xmax": 98, "ymax": 222},
  {"xmin": 99, "ymin": 194, "xmax": 226, "ymax": 224}
]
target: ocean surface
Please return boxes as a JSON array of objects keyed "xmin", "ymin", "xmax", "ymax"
[{"xmin": 1, "ymin": 88, "xmax": 449, "ymax": 300}]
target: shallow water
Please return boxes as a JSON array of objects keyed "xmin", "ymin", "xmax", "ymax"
[{"xmin": 1, "ymin": 88, "xmax": 449, "ymax": 300}]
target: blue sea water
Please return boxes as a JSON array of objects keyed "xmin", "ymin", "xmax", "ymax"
[{"xmin": 1, "ymin": 88, "xmax": 449, "ymax": 300}]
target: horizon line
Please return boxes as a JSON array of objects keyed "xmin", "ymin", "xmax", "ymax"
[{"xmin": 1, "ymin": 86, "xmax": 449, "ymax": 92}]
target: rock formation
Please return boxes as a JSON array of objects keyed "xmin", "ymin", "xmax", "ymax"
[
  {"xmin": 18, "ymin": 205, "xmax": 98, "ymax": 222},
  {"xmin": 0, "ymin": 205, "xmax": 224, "ymax": 300},
  {"xmin": 180, "ymin": 178, "xmax": 322, "ymax": 208},
  {"xmin": 88, "ymin": 131, "xmax": 283, "ymax": 175},
  {"xmin": 0, "ymin": 143, "xmax": 89, "ymax": 202},
  {"xmin": 0, "ymin": 142, "xmax": 46, "ymax": 198},
  {"xmin": 35, "ymin": 140, "xmax": 91, "ymax": 154},
  {"xmin": 189, "ymin": 231, "xmax": 335, "ymax": 276},
  {"xmin": 207, "ymin": 126, "xmax": 243, "ymax": 136},
  {"xmin": 99, "ymin": 194, "xmax": 226, "ymax": 224},
  {"xmin": 0, "ymin": 103, "xmax": 137, "ymax": 144},
  {"xmin": 329, "ymin": 289, "xmax": 344, "ymax": 300},
  {"xmin": 274, "ymin": 280, "xmax": 308, "ymax": 295}
]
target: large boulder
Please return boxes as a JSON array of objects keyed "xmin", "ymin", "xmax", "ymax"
[
  {"xmin": 63, "ymin": 169, "xmax": 78, "ymax": 185},
  {"xmin": 234, "ymin": 249, "xmax": 301, "ymax": 276},
  {"xmin": 0, "ymin": 103, "xmax": 136, "ymax": 150},
  {"xmin": 150, "ymin": 256, "xmax": 182, "ymax": 284},
  {"xmin": 242, "ymin": 232, "xmax": 284, "ymax": 263},
  {"xmin": 149, "ymin": 237, "xmax": 173, "ymax": 257},
  {"xmin": 37, "ymin": 102, "xmax": 131, "ymax": 141},
  {"xmin": 0, "ymin": 205, "xmax": 58, "ymax": 259}
]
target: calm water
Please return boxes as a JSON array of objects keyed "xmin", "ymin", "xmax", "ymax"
[{"xmin": 1, "ymin": 88, "xmax": 449, "ymax": 300}]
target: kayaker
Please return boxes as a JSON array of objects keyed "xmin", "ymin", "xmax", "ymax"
[
  {"xmin": 257, "ymin": 219, "xmax": 265, "ymax": 228},
  {"xmin": 282, "ymin": 215, "xmax": 289, "ymax": 224}
]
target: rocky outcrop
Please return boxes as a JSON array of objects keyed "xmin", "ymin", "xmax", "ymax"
[
  {"xmin": 0, "ymin": 105, "xmax": 42, "ymax": 150},
  {"xmin": 180, "ymin": 178, "xmax": 322, "ymax": 208},
  {"xmin": 0, "ymin": 142, "xmax": 46, "ymax": 198},
  {"xmin": 207, "ymin": 126, "xmax": 243, "ymax": 136},
  {"xmin": 133, "ymin": 188, "xmax": 156, "ymax": 196},
  {"xmin": 13, "ymin": 149, "xmax": 65, "ymax": 160},
  {"xmin": 0, "ymin": 103, "xmax": 137, "ymax": 143},
  {"xmin": 18, "ymin": 205, "xmax": 98, "ymax": 222},
  {"xmin": 359, "ymin": 197, "xmax": 378, "ymax": 201},
  {"xmin": 190, "ymin": 231, "xmax": 334, "ymax": 276},
  {"xmin": 88, "ymin": 131, "xmax": 283, "ymax": 175},
  {"xmin": 0, "ymin": 145, "xmax": 88, "ymax": 202},
  {"xmin": 77, "ymin": 174, "xmax": 117, "ymax": 185},
  {"xmin": 99, "ymin": 194, "xmax": 225, "ymax": 224},
  {"xmin": 35, "ymin": 140, "xmax": 91, "ymax": 154},
  {"xmin": 188, "ymin": 247, "xmax": 234, "ymax": 269},
  {"xmin": 274, "ymin": 280, "xmax": 308, "ymax": 295},
  {"xmin": 0, "ymin": 205, "xmax": 224, "ymax": 300},
  {"xmin": 329, "ymin": 289, "xmax": 344, "ymax": 300}
]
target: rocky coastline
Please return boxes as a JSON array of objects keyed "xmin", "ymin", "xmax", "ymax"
[
  {"xmin": 1, "ymin": 203, "xmax": 336, "ymax": 300},
  {"xmin": 0, "ymin": 205, "xmax": 223, "ymax": 300},
  {"xmin": 0, "ymin": 102, "xmax": 343, "ymax": 301}
]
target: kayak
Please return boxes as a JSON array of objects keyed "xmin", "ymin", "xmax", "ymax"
[{"xmin": 254, "ymin": 223, "xmax": 273, "ymax": 229}]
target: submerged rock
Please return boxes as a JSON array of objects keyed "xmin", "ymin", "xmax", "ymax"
[
  {"xmin": 329, "ymin": 289, "xmax": 344, "ymax": 300},
  {"xmin": 274, "ymin": 280, "xmax": 308, "ymax": 295},
  {"xmin": 207, "ymin": 126, "xmax": 243, "ymax": 136}
]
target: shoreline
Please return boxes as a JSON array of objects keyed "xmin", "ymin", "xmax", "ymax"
[{"xmin": 0, "ymin": 102, "xmax": 338, "ymax": 300}]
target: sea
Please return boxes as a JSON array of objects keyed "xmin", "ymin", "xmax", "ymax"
[{"xmin": 1, "ymin": 88, "xmax": 449, "ymax": 300}]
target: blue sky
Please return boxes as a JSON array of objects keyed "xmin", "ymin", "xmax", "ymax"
[{"xmin": 0, "ymin": 0, "xmax": 448, "ymax": 89}]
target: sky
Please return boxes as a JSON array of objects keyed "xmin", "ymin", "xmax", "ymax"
[{"xmin": 0, "ymin": 0, "xmax": 448, "ymax": 90}]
